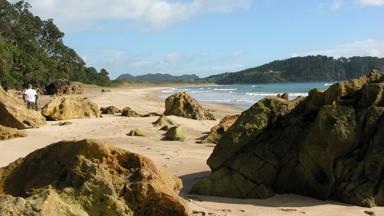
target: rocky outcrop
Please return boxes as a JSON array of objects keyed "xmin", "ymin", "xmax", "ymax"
[
  {"xmin": 0, "ymin": 139, "xmax": 190, "ymax": 216},
  {"xmin": 164, "ymin": 126, "xmax": 186, "ymax": 141},
  {"xmin": 0, "ymin": 87, "xmax": 46, "ymax": 129},
  {"xmin": 192, "ymin": 71, "xmax": 384, "ymax": 207},
  {"xmin": 0, "ymin": 125, "xmax": 27, "ymax": 140},
  {"xmin": 201, "ymin": 115, "xmax": 240, "ymax": 144},
  {"xmin": 164, "ymin": 92, "xmax": 215, "ymax": 120},
  {"xmin": 45, "ymin": 79, "xmax": 83, "ymax": 95},
  {"xmin": 100, "ymin": 106, "xmax": 121, "ymax": 115},
  {"xmin": 121, "ymin": 107, "xmax": 141, "ymax": 117},
  {"xmin": 41, "ymin": 95, "xmax": 101, "ymax": 121}
]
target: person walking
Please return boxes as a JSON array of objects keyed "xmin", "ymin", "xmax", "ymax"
[{"xmin": 23, "ymin": 84, "xmax": 38, "ymax": 111}]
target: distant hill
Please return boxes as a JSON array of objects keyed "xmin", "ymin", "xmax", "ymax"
[
  {"xmin": 116, "ymin": 73, "xmax": 200, "ymax": 83},
  {"xmin": 202, "ymin": 56, "xmax": 384, "ymax": 84}
]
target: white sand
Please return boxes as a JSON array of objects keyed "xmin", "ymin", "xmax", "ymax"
[{"xmin": 0, "ymin": 86, "xmax": 382, "ymax": 216}]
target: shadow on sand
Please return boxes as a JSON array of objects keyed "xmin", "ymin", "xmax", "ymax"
[{"xmin": 179, "ymin": 171, "xmax": 362, "ymax": 209}]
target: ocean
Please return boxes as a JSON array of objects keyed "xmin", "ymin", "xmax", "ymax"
[{"xmin": 161, "ymin": 82, "xmax": 335, "ymax": 109}]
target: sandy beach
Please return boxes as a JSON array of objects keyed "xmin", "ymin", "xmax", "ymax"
[{"xmin": 1, "ymin": 86, "xmax": 382, "ymax": 216}]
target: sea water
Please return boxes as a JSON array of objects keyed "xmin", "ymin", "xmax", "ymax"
[{"xmin": 161, "ymin": 82, "xmax": 335, "ymax": 109}]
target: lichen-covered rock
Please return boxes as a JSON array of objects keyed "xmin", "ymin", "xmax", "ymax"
[
  {"xmin": 121, "ymin": 107, "xmax": 141, "ymax": 117},
  {"xmin": 192, "ymin": 71, "xmax": 384, "ymax": 207},
  {"xmin": 164, "ymin": 92, "xmax": 215, "ymax": 120},
  {"xmin": 41, "ymin": 95, "xmax": 101, "ymax": 121},
  {"xmin": 127, "ymin": 129, "xmax": 146, "ymax": 137},
  {"xmin": 45, "ymin": 79, "xmax": 83, "ymax": 95},
  {"xmin": 0, "ymin": 87, "xmax": 46, "ymax": 129},
  {"xmin": 165, "ymin": 126, "xmax": 186, "ymax": 141},
  {"xmin": 0, "ymin": 125, "xmax": 27, "ymax": 140},
  {"xmin": 201, "ymin": 115, "xmax": 239, "ymax": 144},
  {"xmin": 100, "ymin": 106, "xmax": 121, "ymax": 115},
  {"xmin": 153, "ymin": 115, "xmax": 177, "ymax": 128},
  {"xmin": 0, "ymin": 139, "xmax": 190, "ymax": 216}
]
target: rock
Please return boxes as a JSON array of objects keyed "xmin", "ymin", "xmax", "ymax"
[
  {"xmin": 281, "ymin": 93, "xmax": 289, "ymax": 100},
  {"xmin": 127, "ymin": 129, "xmax": 146, "ymax": 137},
  {"xmin": 53, "ymin": 121, "xmax": 72, "ymax": 126},
  {"xmin": 358, "ymin": 83, "xmax": 384, "ymax": 107},
  {"xmin": 0, "ymin": 139, "xmax": 190, "ymax": 216},
  {"xmin": 164, "ymin": 126, "xmax": 186, "ymax": 141},
  {"xmin": 41, "ymin": 95, "xmax": 101, "ymax": 121},
  {"xmin": 324, "ymin": 70, "xmax": 384, "ymax": 105},
  {"xmin": 153, "ymin": 115, "xmax": 177, "ymax": 128},
  {"xmin": 160, "ymin": 125, "xmax": 171, "ymax": 131},
  {"xmin": 0, "ymin": 87, "xmax": 46, "ymax": 129},
  {"xmin": 0, "ymin": 125, "xmax": 27, "ymax": 140},
  {"xmin": 101, "ymin": 89, "xmax": 111, "ymax": 93},
  {"xmin": 45, "ymin": 79, "xmax": 83, "ymax": 95},
  {"xmin": 142, "ymin": 112, "xmax": 162, "ymax": 117},
  {"xmin": 164, "ymin": 92, "xmax": 215, "ymax": 120},
  {"xmin": 100, "ymin": 106, "xmax": 121, "ymax": 115},
  {"xmin": 201, "ymin": 115, "xmax": 239, "ymax": 144},
  {"xmin": 192, "ymin": 71, "xmax": 384, "ymax": 207},
  {"xmin": 121, "ymin": 107, "xmax": 141, "ymax": 117}
]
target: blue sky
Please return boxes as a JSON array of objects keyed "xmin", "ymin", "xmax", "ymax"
[{"xmin": 21, "ymin": 0, "xmax": 384, "ymax": 79}]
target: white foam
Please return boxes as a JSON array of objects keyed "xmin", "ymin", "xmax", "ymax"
[{"xmin": 213, "ymin": 88, "xmax": 238, "ymax": 91}]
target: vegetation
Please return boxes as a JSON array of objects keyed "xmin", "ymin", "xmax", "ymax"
[
  {"xmin": 203, "ymin": 56, "xmax": 384, "ymax": 84},
  {"xmin": 116, "ymin": 73, "xmax": 199, "ymax": 83},
  {"xmin": 0, "ymin": 0, "xmax": 110, "ymax": 88}
]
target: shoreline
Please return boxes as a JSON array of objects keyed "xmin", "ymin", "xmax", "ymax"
[{"xmin": 0, "ymin": 84, "xmax": 382, "ymax": 216}]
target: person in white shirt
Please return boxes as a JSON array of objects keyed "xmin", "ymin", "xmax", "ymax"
[{"xmin": 23, "ymin": 84, "xmax": 38, "ymax": 111}]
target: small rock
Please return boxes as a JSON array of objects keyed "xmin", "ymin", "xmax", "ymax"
[
  {"xmin": 121, "ymin": 107, "xmax": 141, "ymax": 117},
  {"xmin": 127, "ymin": 129, "xmax": 146, "ymax": 137},
  {"xmin": 100, "ymin": 106, "xmax": 121, "ymax": 114},
  {"xmin": 164, "ymin": 126, "xmax": 186, "ymax": 141}
]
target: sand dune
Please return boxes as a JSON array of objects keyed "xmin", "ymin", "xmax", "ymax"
[{"xmin": 0, "ymin": 86, "xmax": 382, "ymax": 216}]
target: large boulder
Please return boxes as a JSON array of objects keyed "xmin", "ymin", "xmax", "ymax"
[
  {"xmin": 191, "ymin": 71, "xmax": 384, "ymax": 207},
  {"xmin": 0, "ymin": 125, "xmax": 27, "ymax": 140},
  {"xmin": 100, "ymin": 106, "xmax": 121, "ymax": 115},
  {"xmin": 201, "ymin": 114, "xmax": 240, "ymax": 144},
  {"xmin": 41, "ymin": 95, "xmax": 101, "ymax": 121},
  {"xmin": 45, "ymin": 79, "xmax": 83, "ymax": 95},
  {"xmin": 0, "ymin": 87, "xmax": 46, "ymax": 129},
  {"xmin": 0, "ymin": 139, "xmax": 190, "ymax": 216},
  {"xmin": 121, "ymin": 107, "xmax": 141, "ymax": 117},
  {"xmin": 164, "ymin": 92, "xmax": 215, "ymax": 120}
]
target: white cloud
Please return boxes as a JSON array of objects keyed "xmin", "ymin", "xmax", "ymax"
[
  {"xmin": 356, "ymin": 0, "xmax": 384, "ymax": 6},
  {"xmin": 331, "ymin": 0, "xmax": 343, "ymax": 10},
  {"xmin": 20, "ymin": 0, "xmax": 251, "ymax": 32},
  {"xmin": 294, "ymin": 39, "xmax": 384, "ymax": 58}
]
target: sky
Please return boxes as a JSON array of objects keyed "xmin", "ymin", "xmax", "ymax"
[{"xmin": 18, "ymin": 0, "xmax": 384, "ymax": 79}]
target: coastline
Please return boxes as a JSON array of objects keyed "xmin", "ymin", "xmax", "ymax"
[{"xmin": 0, "ymin": 84, "xmax": 382, "ymax": 216}]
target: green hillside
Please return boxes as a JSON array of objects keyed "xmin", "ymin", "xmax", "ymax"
[
  {"xmin": 0, "ymin": 0, "xmax": 110, "ymax": 88},
  {"xmin": 203, "ymin": 56, "xmax": 384, "ymax": 84}
]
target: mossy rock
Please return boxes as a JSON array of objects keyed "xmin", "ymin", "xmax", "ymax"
[
  {"xmin": 164, "ymin": 126, "xmax": 186, "ymax": 141},
  {"xmin": 193, "ymin": 71, "xmax": 384, "ymax": 207}
]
